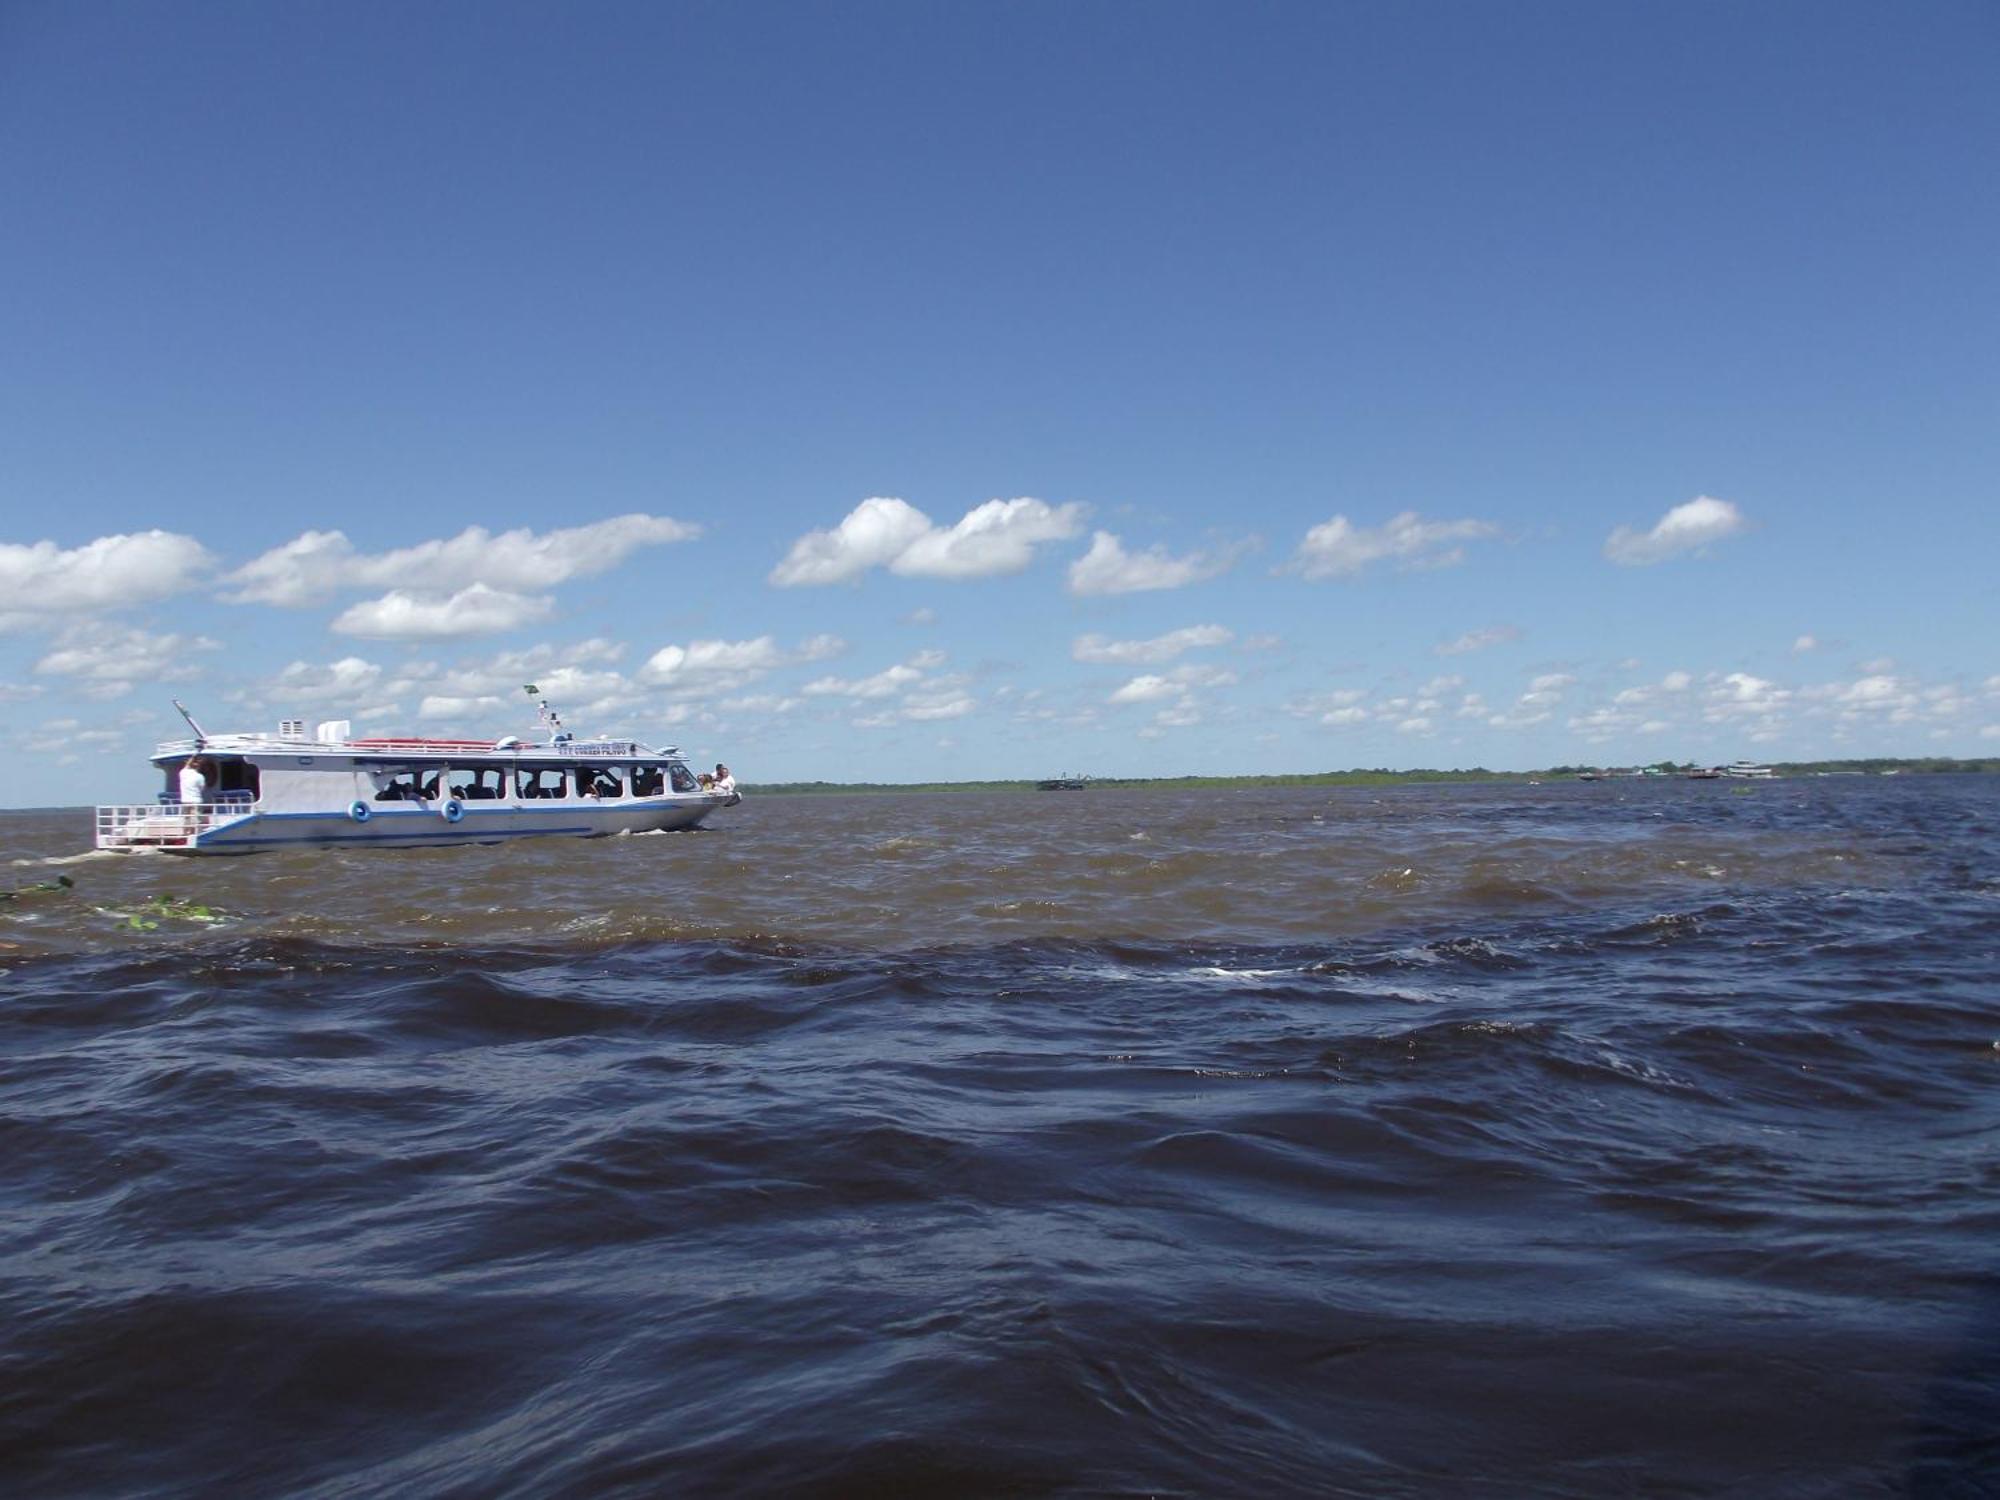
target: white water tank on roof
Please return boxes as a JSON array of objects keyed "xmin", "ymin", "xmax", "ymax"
[{"xmin": 316, "ymin": 720, "xmax": 351, "ymax": 743}]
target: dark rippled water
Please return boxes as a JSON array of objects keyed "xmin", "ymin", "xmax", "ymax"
[{"xmin": 3, "ymin": 777, "xmax": 1997, "ymax": 1496}]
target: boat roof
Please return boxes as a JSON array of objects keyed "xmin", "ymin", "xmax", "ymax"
[{"xmin": 150, "ymin": 731, "xmax": 684, "ymax": 765}]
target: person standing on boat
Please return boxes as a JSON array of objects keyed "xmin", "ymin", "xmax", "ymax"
[
  {"xmin": 176, "ymin": 755, "xmax": 207, "ymax": 836},
  {"xmin": 712, "ymin": 764, "xmax": 736, "ymax": 796}
]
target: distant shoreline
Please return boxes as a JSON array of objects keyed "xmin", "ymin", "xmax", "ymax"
[{"xmin": 748, "ymin": 758, "xmax": 1999, "ymax": 796}]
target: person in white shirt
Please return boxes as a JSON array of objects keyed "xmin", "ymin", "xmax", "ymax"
[
  {"xmin": 176, "ymin": 756, "xmax": 207, "ymax": 833},
  {"xmin": 712, "ymin": 764, "xmax": 736, "ymax": 796}
]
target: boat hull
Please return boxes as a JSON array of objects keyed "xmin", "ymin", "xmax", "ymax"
[{"xmin": 102, "ymin": 797, "xmax": 727, "ymax": 855}]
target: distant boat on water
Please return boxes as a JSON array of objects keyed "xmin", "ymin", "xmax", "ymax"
[
  {"xmin": 1722, "ymin": 761, "xmax": 1776, "ymax": 779},
  {"xmin": 1036, "ymin": 774, "xmax": 1092, "ymax": 791}
]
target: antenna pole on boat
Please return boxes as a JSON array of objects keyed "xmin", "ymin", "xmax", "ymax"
[
  {"xmin": 523, "ymin": 684, "xmax": 570, "ymax": 745},
  {"xmin": 171, "ymin": 698, "xmax": 208, "ymax": 747}
]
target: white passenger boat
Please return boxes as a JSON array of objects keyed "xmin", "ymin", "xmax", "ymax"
[
  {"xmin": 96, "ymin": 695, "xmax": 738, "ymax": 855},
  {"xmin": 1721, "ymin": 761, "xmax": 1776, "ymax": 779}
]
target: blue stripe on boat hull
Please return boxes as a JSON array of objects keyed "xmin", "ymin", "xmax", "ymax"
[{"xmin": 175, "ymin": 801, "xmax": 720, "ymax": 853}]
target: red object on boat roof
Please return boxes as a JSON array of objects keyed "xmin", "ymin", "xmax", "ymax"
[{"xmin": 347, "ymin": 738, "xmax": 501, "ymax": 751}]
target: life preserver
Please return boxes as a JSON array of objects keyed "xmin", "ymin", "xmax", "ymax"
[
  {"xmin": 348, "ymin": 800, "xmax": 371, "ymax": 823},
  {"xmin": 442, "ymin": 799, "xmax": 465, "ymax": 823}
]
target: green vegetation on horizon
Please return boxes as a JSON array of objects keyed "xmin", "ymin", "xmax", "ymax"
[{"xmin": 747, "ymin": 757, "xmax": 2000, "ymax": 795}]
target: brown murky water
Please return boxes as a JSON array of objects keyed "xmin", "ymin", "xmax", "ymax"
[{"xmin": 3, "ymin": 778, "xmax": 1996, "ymax": 1494}]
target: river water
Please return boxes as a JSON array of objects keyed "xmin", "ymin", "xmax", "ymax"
[{"xmin": 2, "ymin": 777, "xmax": 1996, "ymax": 1496}]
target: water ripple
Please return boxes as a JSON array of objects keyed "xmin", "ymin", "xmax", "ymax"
[{"xmin": 1, "ymin": 777, "xmax": 1996, "ymax": 1494}]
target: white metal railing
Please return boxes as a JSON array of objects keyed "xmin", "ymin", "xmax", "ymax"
[
  {"xmin": 95, "ymin": 801, "xmax": 254, "ymax": 849},
  {"xmin": 147, "ymin": 732, "xmax": 686, "ymax": 763}
]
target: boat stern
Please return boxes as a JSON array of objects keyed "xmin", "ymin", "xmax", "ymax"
[{"xmin": 96, "ymin": 801, "xmax": 257, "ymax": 853}]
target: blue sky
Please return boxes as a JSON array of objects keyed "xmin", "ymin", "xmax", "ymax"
[{"xmin": 2, "ymin": 0, "xmax": 1994, "ymax": 805}]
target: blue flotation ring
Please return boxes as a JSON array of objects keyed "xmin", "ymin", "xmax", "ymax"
[
  {"xmin": 348, "ymin": 800, "xmax": 371, "ymax": 823},
  {"xmin": 443, "ymin": 799, "xmax": 465, "ymax": 823}
]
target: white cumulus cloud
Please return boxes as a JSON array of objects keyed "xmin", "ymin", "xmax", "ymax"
[
  {"xmin": 223, "ymin": 514, "xmax": 699, "ymax": 606},
  {"xmin": 803, "ymin": 662, "xmax": 925, "ymax": 699},
  {"xmin": 1838, "ymin": 675, "xmax": 1904, "ymax": 706},
  {"xmin": 413, "ymin": 642, "xmax": 638, "ymax": 721},
  {"xmin": 1066, "ymin": 531, "xmax": 1233, "ymax": 596},
  {"xmin": 892, "ymin": 498, "xmax": 1085, "ymax": 579},
  {"xmin": 269, "ymin": 656, "xmax": 386, "ymax": 705},
  {"xmin": 1284, "ymin": 688, "xmax": 1369, "ymax": 726},
  {"xmin": 900, "ymin": 685, "xmax": 976, "ymax": 721},
  {"xmin": 1604, "ymin": 496, "xmax": 1748, "ymax": 566},
  {"xmin": 800, "ymin": 649, "xmax": 975, "ymax": 724},
  {"xmin": 1715, "ymin": 671, "xmax": 1781, "ymax": 705},
  {"xmin": 1436, "ymin": 624, "xmax": 1522, "ymax": 656},
  {"xmin": 1109, "ymin": 674, "xmax": 1183, "ymax": 705},
  {"xmin": 768, "ymin": 498, "xmax": 936, "ymax": 587},
  {"xmin": 1072, "ymin": 624, "xmax": 1233, "ymax": 665},
  {"xmin": 1702, "ymin": 673, "xmax": 1792, "ymax": 737},
  {"xmin": 770, "ymin": 497, "xmax": 1083, "ymax": 586},
  {"xmin": 1288, "ymin": 511, "xmax": 1498, "ymax": 580},
  {"xmin": 642, "ymin": 636, "xmax": 790, "ymax": 689},
  {"xmin": 34, "ymin": 622, "xmax": 222, "ymax": 699},
  {"xmin": 0, "ymin": 530, "xmax": 213, "ymax": 623},
  {"xmin": 579, "ymin": 634, "xmax": 849, "ymax": 709},
  {"xmin": 1170, "ymin": 663, "xmax": 1238, "ymax": 690},
  {"xmin": 1107, "ymin": 662, "xmax": 1237, "ymax": 734},
  {"xmin": 417, "ymin": 693, "xmax": 510, "ymax": 720},
  {"xmin": 331, "ymin": 584, "xmax": 555, "ymax": 639},
  {"xmin": 1487, "ymin": 671, "xmax": 1575, "ymax": 729}
]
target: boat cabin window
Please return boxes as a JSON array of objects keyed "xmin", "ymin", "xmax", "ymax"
[
  {"xmin": 517, "ymin": 766, "xmax": 569, "ymax": 799},
  {"xmin": 449, "ymin": 768, "xmax": 506, "ymax": 801},
  {"xmin": 374, "ymin": 770, "xmax": 441, "ymax": 802},
  {"xmin": 575, "ymin": 767, "xmax": 623, "ymax": 799},
  {"xmin": 669, "ymin": 763, "xmax": 698, "ymax": 793},
  {"xmin": 630, "ymin": 763, "xmax": 664, "ymax": 796},
  {"xmin": 208, "ymin": 757, "xmax": 260, "ymax": 801}
]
